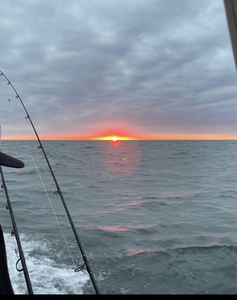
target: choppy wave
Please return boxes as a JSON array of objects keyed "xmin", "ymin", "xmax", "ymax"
[
  {"xmin": 4, "ymin": 233, "xmax": 89, "ymax": 294},
  {"xmin": 98, "ymin": 223, "xmax": 158, "ymax": 233},
  {"xmin": 1, "ymin": 140, "xmax": 237, "ymax": 294}
]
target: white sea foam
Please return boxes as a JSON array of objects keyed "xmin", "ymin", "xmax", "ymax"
[{"xmin": 4, "ymin": 232, "xmax": 89, "ymax": 294}]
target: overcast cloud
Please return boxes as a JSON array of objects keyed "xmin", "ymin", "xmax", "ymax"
[{"xmin": 0, "ymin": 0, "xmax": 236, "ymax": 139}]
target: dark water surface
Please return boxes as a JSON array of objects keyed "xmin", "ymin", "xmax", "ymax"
[{"xmin": 1, "ymin": 140, "xmax": 237, "ymax": 294}]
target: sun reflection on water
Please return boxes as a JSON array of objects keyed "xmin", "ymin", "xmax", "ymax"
[{"xmin": 103, "ymin": 140, "xmax": 142, "ymax": 175}]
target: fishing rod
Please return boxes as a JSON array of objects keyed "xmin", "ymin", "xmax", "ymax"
[
  {"xmin": 0, "ymin": 156, "xmax": 34, "ymax": 294},
  {"xmin": 0, "ymin": 70, "xmax": 100, "ymax": 294}
]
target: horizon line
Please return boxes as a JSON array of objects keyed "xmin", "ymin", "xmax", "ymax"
[
  {"xmin": 2, "ymin": 138, "xmax": 237, "ymax": 141},
  {"xmin": 1, "ymin": 134, "xmax": 237, "ymax": 141}
]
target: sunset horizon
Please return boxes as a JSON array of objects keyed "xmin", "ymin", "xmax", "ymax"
[
  {"xmin": 1, "ymin": 134, "xmax": 237, "ymax": 141},
  {"xmin": 1, "ymin": 0, "xmax": 237, "ymax": 295}
]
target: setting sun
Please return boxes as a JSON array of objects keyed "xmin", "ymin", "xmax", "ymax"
[{"xmin": 112, "ymin": 137, "xmax": 118, "ymax": 142}]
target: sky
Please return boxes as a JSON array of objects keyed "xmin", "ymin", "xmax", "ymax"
[{"xmin": 0, "ymin": 0, "xmax": 237, "ymax": 140}]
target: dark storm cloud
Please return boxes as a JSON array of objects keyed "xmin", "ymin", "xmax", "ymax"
[{"xmin": 0, "ymin": 0, "xmax": 236, "ymax": 138}]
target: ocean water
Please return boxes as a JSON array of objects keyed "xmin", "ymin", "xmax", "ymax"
[{"xmin": 1, "ymin": 140, "xmax": 237, "ymax": 294}]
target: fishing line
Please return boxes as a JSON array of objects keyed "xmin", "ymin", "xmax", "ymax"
[
  {"xmin": 0, "ymin": 70, "xmax": 99, "ymax": 294},
  {"xmin": 6, "ymin": 89, "xmax": 76, "ymax": 263},
  {"xmin": 24, "ymin": 140, "xmax": 90, "ymax": 294},
  {"xmin": 0, "ymin": 166, "xmax": 34, "ymax": 294},
  {"xmin": 7, "ymin": 90, "xmax": 89, "ymax": 291},
  {"xmin": 24, "ymin": 140, "xmax": 77, "ymax": 267},
  {"xmin": 7, "ymin": 86, "xmax": 86, "ymax": 275}
]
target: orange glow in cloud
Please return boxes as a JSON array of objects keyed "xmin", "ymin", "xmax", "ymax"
[
  {"xmin": 93, "ymin": 135, "xmax": 139, "ymax": 141},
  {"xmin": 86, "ymin": 123, "xmax": 142, "ymax": 140},
  {"xmin": 1, "ymin": 122, "xmax": 142, "ymax": 140},
  {"xmin": 1, "ymin": 133, "xmax": 237, "ymax": 140},
  {"xmin": 1, "ymin": 119, "xmax": 237, "ymax": 141}
]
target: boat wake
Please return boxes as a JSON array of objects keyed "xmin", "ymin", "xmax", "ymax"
[{"xmin": 4, "ymin": 232, "xmax": 89, "ymax": 294}]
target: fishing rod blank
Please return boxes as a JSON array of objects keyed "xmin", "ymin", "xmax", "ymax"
[
  {"xmin": 0, "ymin": 70, "xmax": 100, "ymax": 294},
  {"xmin": 0, "ymin": 164, "xmax": 34, "ymax": 294}
]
